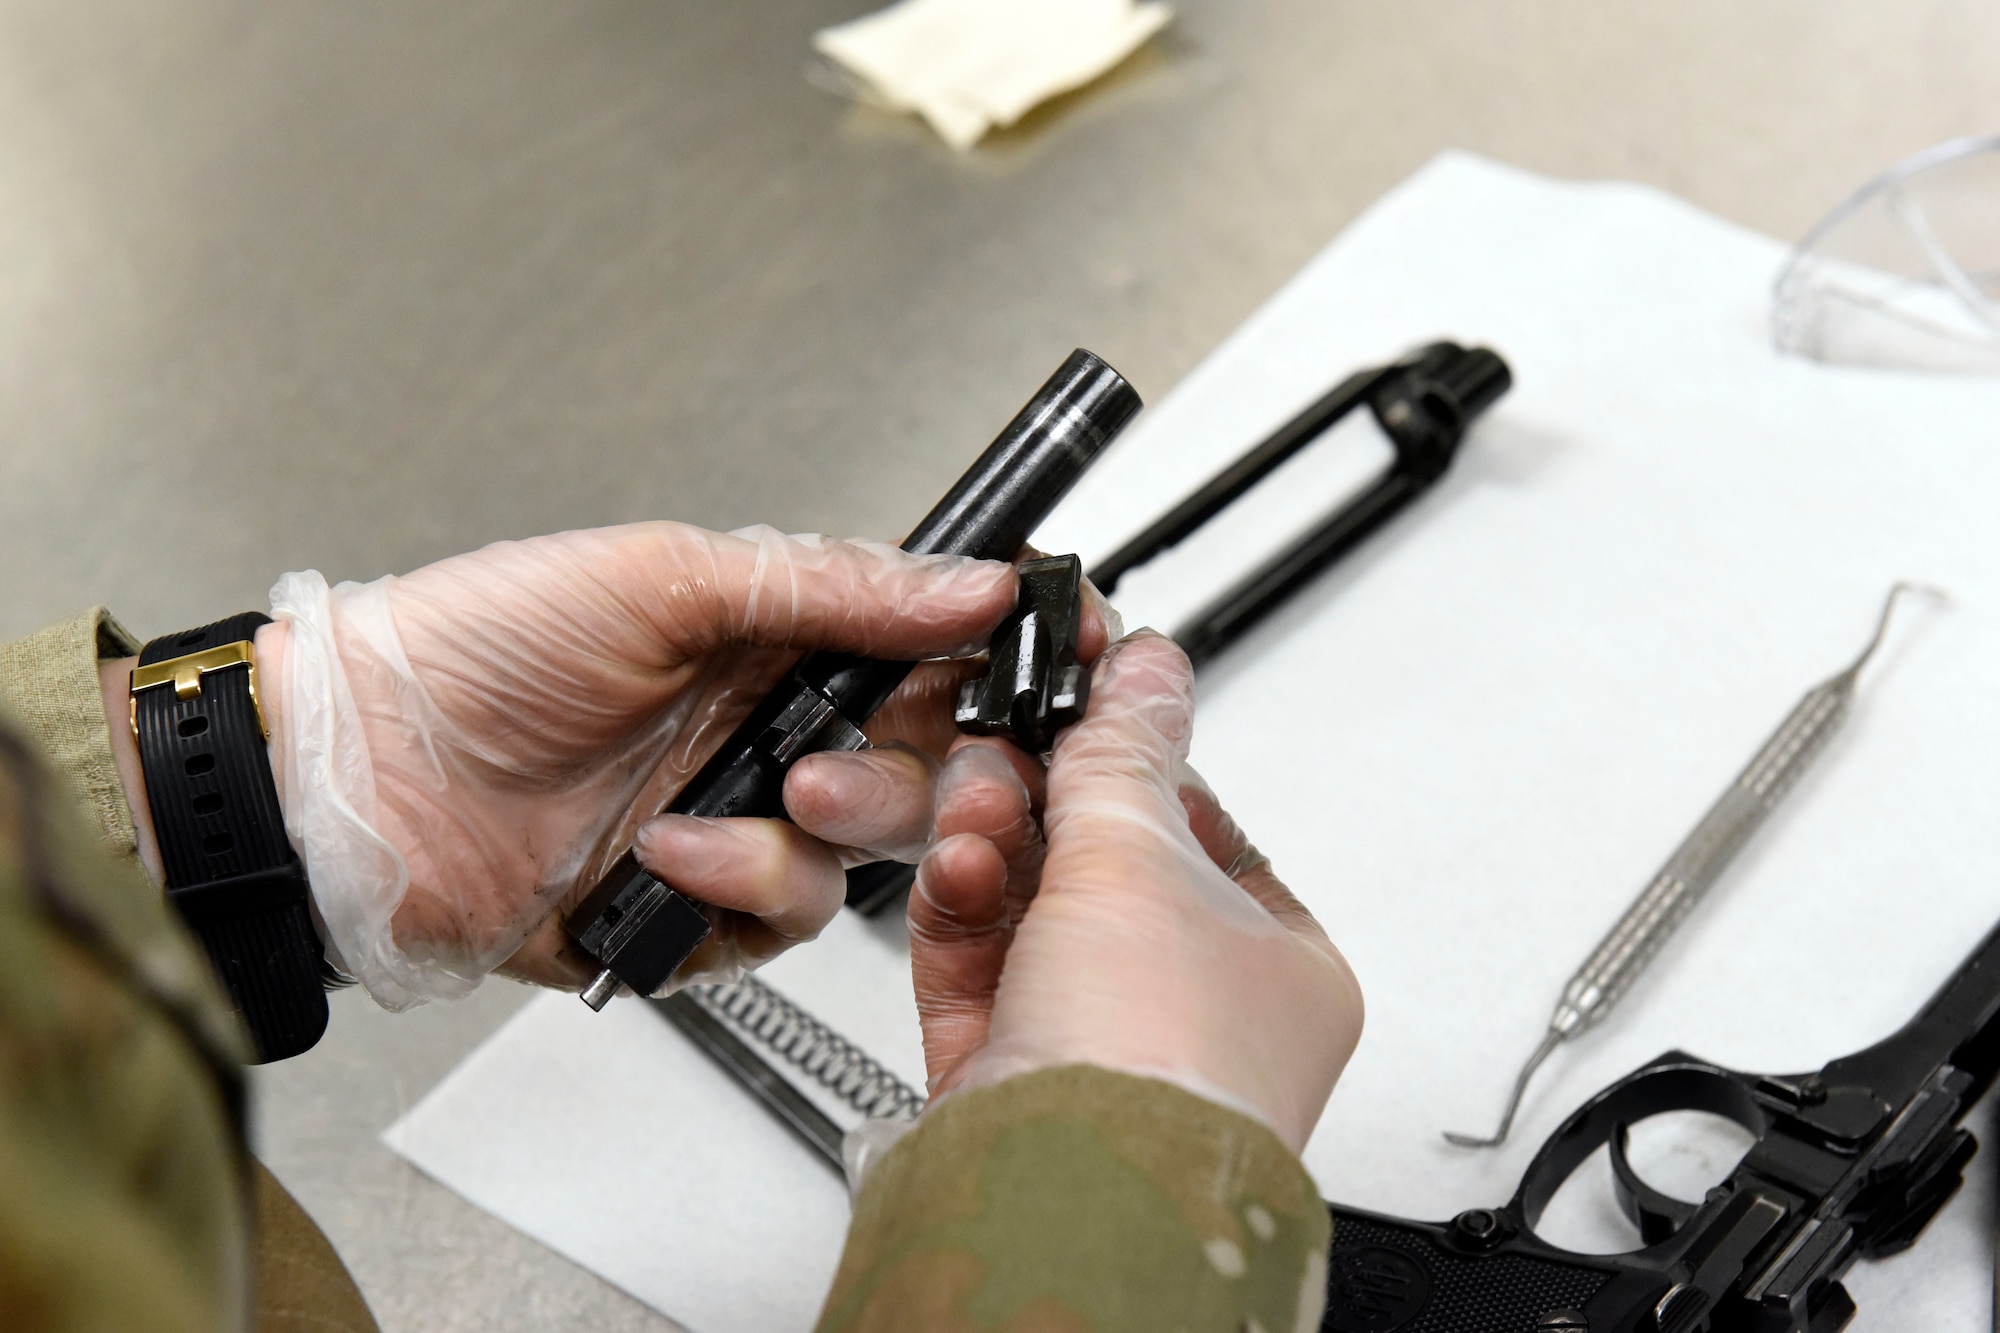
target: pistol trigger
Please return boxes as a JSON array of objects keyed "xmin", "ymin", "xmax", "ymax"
[{"xmin": 1610, "ymin": 1121, "xmax": 1700, "ymax": 1245}]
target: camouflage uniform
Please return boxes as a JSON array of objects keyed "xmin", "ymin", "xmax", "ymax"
[
  {"xmin": 0, "ymin": 612, "xmax": 376, "ymax": 1333},
  {"xmin": 3, "ymin": 611, "xmax": 1331, "ymax": 1333},
  {"xmin": 819, "ymin": 1066, "xmax": 1331, "ymax": 1333}
]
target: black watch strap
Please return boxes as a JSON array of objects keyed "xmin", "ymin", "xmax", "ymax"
[{"xmin": 133, "ymin": 613, "xmax": 330, "ymax": 1062}]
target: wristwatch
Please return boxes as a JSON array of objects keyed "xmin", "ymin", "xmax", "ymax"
[{"xmin": 131, "ymin": 613, "xmax": 331, "ymax": 1062}]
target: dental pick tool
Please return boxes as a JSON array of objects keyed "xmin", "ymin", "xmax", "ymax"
[{"xmin": 1445, "ymin": 583, "xmax": 1941, "ymax": 1149}]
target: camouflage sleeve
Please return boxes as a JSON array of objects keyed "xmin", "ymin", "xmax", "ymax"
[
  {"xmin": 815, "ymin": 1065, "xmax": 1330, "ymax": 1333},
  {"xmin": 0, "ymin": 608, "xmax": 143, "ymax": 857},
  {"xmin": 0, "ymin": 701, "xmax": 254, "ymax": 1332},
  {"xmin": 0, "ymin": 613, "xmax": 381, "ymax": 1333}
]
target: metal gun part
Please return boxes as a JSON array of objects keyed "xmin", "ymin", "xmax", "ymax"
[
  {"xmin": 567, "ymin": 350, "xmax": 1142, "ymax": 1008},
  {"xmin": 1326, "ymin": 905, "xmax": 2000, "ymax": 1331},
  {"xmin": 954, "ymin": 553, "xmax": 1090, "ymax": 754},
  {"xmin": 1090, "ymin": 340, "xmax": 1512, "ymax": 670}
]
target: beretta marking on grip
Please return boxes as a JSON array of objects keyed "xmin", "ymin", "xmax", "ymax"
[{"xmin": 1324, "ymin": 1244, "xmax": 1433, "ymax": 1331}]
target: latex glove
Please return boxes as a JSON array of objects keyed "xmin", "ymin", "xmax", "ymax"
[
  {"xmin": 907, "ymin": 630, "xmax": 1363, "ymax": 1152},
  {"xmin": 260, "ymin": 522, "xmax": 1020, "ymax": 1009}
]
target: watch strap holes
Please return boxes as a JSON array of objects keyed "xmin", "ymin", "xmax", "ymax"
[
  {"xmin": 193, "ymin": 792, "xmax": 224, "ymax": 815},
  {"xmin": 178, "ymin": 715, "xmax": 210, "ymax": 737},
  {"xmin": 184, "ymin": 753, "xmax": 215, "ymax": 776},
  {"xmin": 202, "ymin": 832, "xmax": 235, "ymax": 855}
]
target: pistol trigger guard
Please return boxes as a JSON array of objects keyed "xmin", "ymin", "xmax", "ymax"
[
  {"xmin": 1609, "ymin": 1120, "xmax": 1700, "ymax": 1245},
  {"xmin": 1512, "ymin": 1054, "xmax": 1768, "ymax": 1248}
]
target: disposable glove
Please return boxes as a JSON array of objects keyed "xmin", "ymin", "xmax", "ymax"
[
  {"xmin": 259, "ymin": 522, "xmax": 1020, "ymax": 1008},
  {"xmin": 907, "ymin": 630, "xmax": 1363, "ymax": 1152}
]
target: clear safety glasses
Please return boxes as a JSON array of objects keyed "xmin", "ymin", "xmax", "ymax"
[{"xmin": 1774, "ymin": 135, "xmax": 2000, "ymax": 376}]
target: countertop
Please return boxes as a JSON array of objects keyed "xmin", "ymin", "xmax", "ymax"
[{"xmin": 3, "ymin": 2, "xmax": 1997, "ymax": 1328}]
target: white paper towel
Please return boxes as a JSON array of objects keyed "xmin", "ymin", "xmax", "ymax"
[{"xmin": 387, "ymin": 153, "xmax": 2000, "ymax": 1331}]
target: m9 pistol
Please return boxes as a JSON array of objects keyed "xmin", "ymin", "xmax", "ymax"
[{"xmin": 1319, "ymin": 914, "xmax": 2000, "ymax": 1331}]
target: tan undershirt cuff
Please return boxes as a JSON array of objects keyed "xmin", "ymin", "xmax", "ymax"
[{"xmin": 0, "ymin": 608, "xmax": 143, "ymax": 859}]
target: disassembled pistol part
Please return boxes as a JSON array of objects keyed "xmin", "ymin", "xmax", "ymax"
[
  {"xmin": 842, "ymin": 857, "xmax": 920, "ymax": 915},
  {"xmin": 845, "ymin": 554, "xmax": 1092, "ymax": 915},
  {"xmin": 652, "ymin": 975, "xmax": 926, "ymax": 1171},
  {"xmin": 652, "ymin": 991, "xmax": 846, "ymax": 1169},
  {"xmin": 846, "ymin": 340, "xmax": 1512, "ymax": 918},
  {"xmin": 1445, "ymin": 582, "xmax": 1942, "ymax": 1149},
  {"xmin": 1331, "ymin": 907, "xmax": 2000, "ymax": 1330},
  {"xmin": 955, "ymin": 554, "xmax": 1090, "ymax": 753},
  {"xmin": 567, "ymin": 350, "xmax": 1142, "ymax": 1009},
  {"xmin": 1090, "ymin": 341, "xmax": 1512, "ymax": 670}
]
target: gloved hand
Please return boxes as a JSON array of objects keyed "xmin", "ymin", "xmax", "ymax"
[
  {"xmin": 258, "ymin": 522, "xmax": 1025, "ymax": 1009},
  {"xmin": 907, "ymin": 631, "xmax": 1363, "ymax": 1152}
]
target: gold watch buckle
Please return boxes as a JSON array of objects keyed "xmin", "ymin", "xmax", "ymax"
[{"xmin": 130, "ymin": 641, "xmax": 268, "ymax": 739}]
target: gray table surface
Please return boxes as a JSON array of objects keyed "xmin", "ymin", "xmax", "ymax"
[{"xmin": 4, "ymin": 2, "xmax": 1997, "ymax": 1329}]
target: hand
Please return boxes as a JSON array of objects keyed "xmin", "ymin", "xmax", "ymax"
[
  {"xmin": 248, "ymin": 523, "xmax": 1027, "ymax": 1006},
  {"xmin": 907, "ymin": 631, "xmax": 1363, "ymax": 1152}
]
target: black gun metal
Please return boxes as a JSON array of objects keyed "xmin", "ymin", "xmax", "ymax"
[
  {"xmin": 1091, "ymin": 341, "xmax": 1510, "ymax": 670},
  {"xmin": 842, "ymin": 857, "xmax": 921, "ymax": 916},
  {"xmin": 845, "ymin": 342, "xmax": 1511, "ymax": 917},
  {"xmin": 953, "ymin": 553, "xmax": 1090, "ymax": 754},
  {"xmin": 845, "ymin": 553, "xmax": 1094, "ymax": 916},
  {"xmin": 651, "ymin": 992, "xmax": 846, "ymax": 1170},
  {"xmin": 567, "ymin": 350, "xmax": 1142, "ymax": 1008},
  {"xmin": 1319, "ymin": 914, "xmax": 2000, "ymax": 1331}
]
